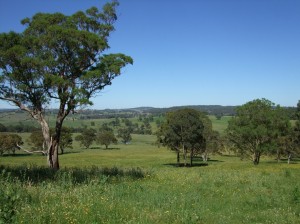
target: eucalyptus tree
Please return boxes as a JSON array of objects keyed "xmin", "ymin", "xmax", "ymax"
[
  {"xmin": 226, "ymin": 98, "xmax": 291, "ymax": 165},
  {"xmin": 75, "ymin": 128, "xmax": 97, "ymax": 149},
  {"xmin": 199, "ymin": 114, "xmax": 222, "ymax": 162},
  {"xmin": 96, "ymin": 130, "xmax": 117, "ymax": 149},
  {"xmin": 157, "ymin": 108, "xmax": 205, "ymax": 166},
  {"xmin": 0, "ymin": 1, "xmax": 132, "ymax": 169},
  {"xmin": 117, "ymin": 127, "xmax": 132, "ymax": 144}
]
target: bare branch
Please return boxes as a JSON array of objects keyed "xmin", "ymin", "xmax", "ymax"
[{"xmin": 16, "ymin": 143, "xmax": 47, "ymax": 156}]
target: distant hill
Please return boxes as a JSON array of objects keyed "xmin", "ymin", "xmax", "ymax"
[
  {"xmin": 1, "ymin": 105, "xmax": 297, "ymax": 119},
  {"xmin": 66, "ymin": 105, "xmax": 238, "ymax": 119},
  {"xmin": 122, "ymin": 105, "xmax": 236, "ymax": 116}
]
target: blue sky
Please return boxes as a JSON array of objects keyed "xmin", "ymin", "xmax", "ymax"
[{"xmin": 0, "ymin": 0, "xmax": 299, "ymax": 109}]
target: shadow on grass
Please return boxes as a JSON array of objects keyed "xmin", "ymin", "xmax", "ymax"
[
  {"xmin": 0, "ymin": 164, "xmax": 145, "ymax": 185},
  {"xmin": 2, "ymin": 153, "xmax": 36, "ymax": 157},
  {"xmin": 221, "ymin": 154, "xmax": 239, "ymax": 158},
  {"xmin": 90, "ymin": 147, "xmax": 102, "ymax": 149},
  {"xmin": 102, "ymin": 147, "xmax": 121, "ymax": 150},
  {"xmin": 264, "ymin": 158, "xmax": 299, "ymax": 164},
  {"xmin": 60, "ymin": 151, "xmax": 81, "ymax": 155},
  {"xmin": 89, "ymin": 147, "xmax": 120, "ymax": 150},
  {"xmin": 163, "ymin": 163, "xmax": 208, "ymax": 167},
  {"xmin": 192, "ymin": 157, "xmax": 225, "ymax": 163}
]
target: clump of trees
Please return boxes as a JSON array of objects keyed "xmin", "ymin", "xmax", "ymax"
[
  {"xmin": 226, "ymin": 98, "xmax": 300, "ymax": 165},
  {"xmin": 0, "ymin": 123, "xmax": 39, "ymax": 133},
  {"xmin": 157, "ymin": 108, "xmax": 221, "ymax": 167},
  {"xmin": 75, "ymin": 127, "xmax": 118, "ymax": 149}
]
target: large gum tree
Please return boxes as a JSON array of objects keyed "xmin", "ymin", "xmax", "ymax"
[
  {"xmin": 0, "ymin": 1, "xmax": 133, "ymax": 169},
  {"xmin": 226, "ymin": 98, "xmax": 290, "ymax": 165}
]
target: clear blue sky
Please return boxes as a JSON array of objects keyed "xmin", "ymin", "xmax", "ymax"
[{"xmin": 0, "ymin": 0, "xmax": 299, "ymax": 109}]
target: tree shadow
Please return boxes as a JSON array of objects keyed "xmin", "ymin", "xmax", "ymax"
[
  {"xmin": 2, "ymin": 153, "xmax": 41, "ymax": 157},
  {"xmin": 163, "ymin": 163, "xmax": 208, "ymax": 167},
  {"xmin": 192, "ymin": 157, "xmax": 224, "ymax": 163},
  {"xmin": 0, "ymin": 165, "xmax": 145, "ymax": 185},
  {"xmin": 221, "ymin": 154, "xmax": 239, "ymax": 158},
  {"xmin": 60, "ymin": 151, "xmax": 81, "ymax": 155},
  {"xmin": 102, "ymin": 147, "xmax": 120, "ymax": 150}
]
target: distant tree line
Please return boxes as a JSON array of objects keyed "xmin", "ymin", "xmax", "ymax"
[{"xmin": 0, "ymin": 123, "xmax": 39, "ymax": 133}]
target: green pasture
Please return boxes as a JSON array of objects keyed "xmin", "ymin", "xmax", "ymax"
[
  {"xmin": 0, "ymin": 112, "xmax": 299, "ymax": 223},
  {"xmin": 0, "ymin": 111, "xmax": 230, "ymax": 135},
  {"xmin": 1, "ymin": 132, "xmax": 300, "ymax": 223}
]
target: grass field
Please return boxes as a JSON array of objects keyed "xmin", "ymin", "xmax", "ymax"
[{"xmin": 1, "ymin": 132, "xmax": 300, "ymax": 223}]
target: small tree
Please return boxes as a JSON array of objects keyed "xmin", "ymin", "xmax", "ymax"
[
  {"xmin": 117, "ymin": 127, "xmax": 132, "ymax": 144},
  {"xmin": 75, "ymin": 128, "xmax": 96, "ymax": 149},
  {"xmin": 96, "ymin": 130, "xmax": 117, "ymax": 149},
  {"xmin": 0, "ymin": 133, "xmax": 23, "ymax": 155}
]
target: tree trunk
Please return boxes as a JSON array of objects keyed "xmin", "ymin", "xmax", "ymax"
[
  {"xmin": 276, "ymin": 149, "xmax": 281, "ymax": 163},
  {"xmin": 202, "ymin": 152, "xmax": 208, "ymax": 162},
  {"xmin": 36, "ymin": 114, "xmax": 58, "ymax": 168},
  {"xmin": 47, "ymin": 139, "xmax": 59, "ymax": 170},
  {"xmin": 183, "ymin": 144, "xmax": 187, "ymax": 167},
  {"xmin": 44, "ymin": 105, "xmax": 66, "ymax": 170},
  {"xmin": 190, "ymin": 149, "xmax": 193, "ymax": 167},
  {"xmin": 288, "ymin": 153, "xmax": 292, "ymax": 164},
  {"xmin": 252, "ymin": 152, "xmax": 260, "ymax": 165},
  {"xmin": 176, "ymin": 150, "xmax": 180, "ymax": 166}
]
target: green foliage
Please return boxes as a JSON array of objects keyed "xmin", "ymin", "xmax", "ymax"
[
  {"xmin": 0, "ymin": 1, "xmax": 132, "ymax": 169},
  {"xmin": 0, "ymin": 133, "xmax": 23, "ymax": 155},
  {"xmin": 96, "ymin": 130, "xmax": 117, "ymax": 149},
  {"xmin": 117, "ymin": 127, "xmax": 132, "ymax": 144},
  {"xmin": 75, "ymin": 128, "xmax": 96, "ymax": 149},
  {"xmin": 157, "ymin": 108, "xmax": 205, "ymax": 166},
  {"xmin": 28, "ymin": 131, "xmax": 44, "ymax": 150},
  {"xmin": 0, "ymin": 171, "xmax": 30, "ymax": 224},
  {"xmin": 226, "ymin": 98, "xmax": 291, "ymax": 164},
  {"xmin": 59, "ymin": 127, "xmax": 73, "ymax": 154}
]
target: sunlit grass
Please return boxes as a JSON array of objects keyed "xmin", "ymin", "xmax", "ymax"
[{"xmin": 1, "ymin": 132, "xmax": 300, "ymax": 223}]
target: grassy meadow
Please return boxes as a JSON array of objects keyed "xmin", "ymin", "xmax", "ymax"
[{"xmin": 1, "ymin": 114, "xmax": 300, "ymax": 223}]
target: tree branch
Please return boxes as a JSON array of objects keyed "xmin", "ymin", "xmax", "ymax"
[{"xmin": 16, "ymin": 144, "xmax": 47, "ymax": 156}]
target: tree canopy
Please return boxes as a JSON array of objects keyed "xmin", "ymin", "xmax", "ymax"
[
  {"xmin": 96, "ymin": 130, "xmax": 117, "ymax": 149},
  {"xmin": 226, "ymin": 98, "xmax": 291, "ymax": 165},
  {"xmin": 0, "ymin": 1, "xmax": 132, "ymax": 169},
  {"xmin": 157, "ymin": 108, "xmax": 205, "ymax": 166}
]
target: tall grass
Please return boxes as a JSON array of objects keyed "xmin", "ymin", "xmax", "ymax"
[
  {"xmin": 1, "ymin": 160, "xmax": 300, "ymax": 223},
  {"xmin": 1, "ymin": 131, "xmax": 300, "ymax": 223}
]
